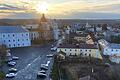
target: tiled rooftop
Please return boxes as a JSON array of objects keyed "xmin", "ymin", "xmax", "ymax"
[
  {"xmin": 70, "ymin": 32, "xmax": 88, "ymax": 37},
  {"xmin": 0, "ymin": 26, "xmax": 28, "ymax": 33},
  {"xmin": 58, "ymin": 44, "xmax": 98, "ymax": 49}
]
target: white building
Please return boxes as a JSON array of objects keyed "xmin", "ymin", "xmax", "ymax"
[
  {"xmin": 0, "ymin": 26, "xmax": 31, "ymax": 48},
  {"xmin": 98, "ymin": 39, "xmax": 120, "ymax": 55},
  {"xmin": 57, "ymin": 44, "xmax": 102, "ymax": 59},
  {"xmin": 51, "ymin": 20, "xmax": 60, "ymax": 40},
  {"xmin": 23, "ymin": 24, "xmax": 39, "ymax": 29},
  {"xmin": 29, "ymin": 31, "xmax": 39, "ymax": 40},
  {"xmin": 65, "ymin": 26, "xmax": 70, "ymax": 35}
]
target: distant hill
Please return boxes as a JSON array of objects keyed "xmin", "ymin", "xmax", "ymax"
[
  {"xmin": 0, "ymin": 19, "xmax": 120, "ymax": 26},
  {"xmin": 58, "ymin": 19, "xmax": 120, "ymax": 26},
  {"xmin": 0, "ymin": 19, "xmax": 39, "ymax": 26}
]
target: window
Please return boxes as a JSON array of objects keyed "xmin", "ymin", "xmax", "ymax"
[
  {"xmin": 3, "ymin": 35, "xmax": 5, "ymax": 37},
  {"xmin": 9, "ymin": 44, "xmax": 11, "ymax": 47},
  {"xmin": 80, "ymin": 50, "xmax": 82, "ymax": 51},
  {"xmin": 80, "ymin": 53, "xmax": 82, "ymax": 56},
  {"xmin": 89, "ymin": 50, "xmax": 91, "ymax": 52},
  {"xmin": 23, "ymin": 43, "xmax": 24, "ymax": 46},
  {"xmin": 18, "ymin": 39, "xmax": 19, "ymax": 41},
  {"xmin": 75, "ymin": 49, "xmax": 77, "ymax": 51},
  {"xmin": 111, "ymin": 49, "xmax": 113, "ymax": 51},
  {"xmin": 13, "ymin": 40, "xmax": 15, "ymax": 42},
  {"xmin": 14, "ymin": 44, "xmax": 15, "ymax": 46},
  {"xmin": 8, "ymin": 35, "xmax": 10, "ymax": 37},
  {"xmin": 22, "ymin": 34, "xmax": 23, "ymax": 36},
  {"xmin": 18, "ymin": 44, "xmax": 20, "ymax": 46},
  {"xmin": 89, "ymin": 54, "xmax": 91, "ymax": 57},
  {"xmin": 65, "ymin": 49, "xmax": 66, "ymax": 51},
  {"xmin": 4, "ymin": 40, "xmax": 5, "ymax": 43},
  {"xmin": 26, "ymin": 34, "xmax": 28, "ymax": 36},
  {"xmin": 70, "ymin": 49, "xmax": 72, "ymax": 51},
  {"xmin": 26, "ymin": 39, "xmax": 28, "ymax": 41},
  {"xmin": 86, "ymin": 50, "xmax": 87, "ymax": 52},
  {"xmin": 8, "ymin": 40, "xmax": 10, "ymax": 42},
  {"xmin": 13, "ymin": 34, "xmax": 15, "ymax": 37}
]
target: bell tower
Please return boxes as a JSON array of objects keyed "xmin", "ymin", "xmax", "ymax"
[{"xmin": 38, "ymin": 14, "xmax": 52, "ymax": 41}]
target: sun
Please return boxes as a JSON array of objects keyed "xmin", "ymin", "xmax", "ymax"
[{"xmin": 36, "ymin": 2, "xmax": 48, "ymax": 14}]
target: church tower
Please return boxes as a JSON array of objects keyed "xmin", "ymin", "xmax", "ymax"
[{"xmin": 38, "ymin": 14, "xmax": 52, "ymax": 41}]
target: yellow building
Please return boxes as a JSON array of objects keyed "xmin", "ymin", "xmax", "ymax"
[
  {"xmin": 57, "ymin": 44, "xmax": 102, "ymax": 59},
  {"xmin": 38, "ymin": 14, "xmax": 52, "ymax": 41}
]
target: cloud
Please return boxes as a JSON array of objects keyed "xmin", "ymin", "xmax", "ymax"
[
  {"xmin": 49, "ymin": 11, "xmax": 120, "ymax": 19},
  {"xmin": 1, "ymin": 0, "xmax": 120, "ymax": 19}
]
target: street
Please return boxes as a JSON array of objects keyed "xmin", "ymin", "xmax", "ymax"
[{"xmin": 4, "ymin": 44, "xmax": 54, "ymax": 80}]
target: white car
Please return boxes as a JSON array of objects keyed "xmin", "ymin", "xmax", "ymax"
[
  {"xmin": 8, "ymin": 61, "xmax": 16, "ymax": 66},
  {"xmin": 6, "ymin": 73, "xmax": 16, "ymax": 78},
  {"xmin": 46, "ymin": 54, "xmax": 54, "ymax": 57},
  {"xmin": 7, "ymin": 49, "xmax": 10, "ymax": 52},
  {"xmin": 9, "ymin": 68, "xmax": 17, "ymax": 72},
  {"xmin": 12, "ymin": 56, "xmax": 19, "ymax": 60},
  {"xmin": 41, "ymin": 65, "xmax": 48, "ymax": 70},
  {"xmin": 51, "ymin": 47, "xmax": 57, "ymax": 51},
  {"xmin": 46, "ymin": 61, "xmax": 50, "ymax": 67}
]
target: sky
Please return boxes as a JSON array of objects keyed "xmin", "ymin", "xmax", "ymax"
[{"xmin": 0, "ymin": 0, "xmax": 120, "ymax": 19}]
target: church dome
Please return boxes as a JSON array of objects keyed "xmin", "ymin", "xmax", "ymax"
[{"xmin": 40, "ymin": 14, "xmax": 47, "ymax": 22}]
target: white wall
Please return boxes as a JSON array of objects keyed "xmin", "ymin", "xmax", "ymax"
[
  {"xmin": 103, "ymin": 48, "xmax": 120, "ymax": 55},
  {"xmin": 57, "ymin": 48, "xmax": 102, "ymax": 59},
  {"xmin": 0, "ymin": 32, "xmax": 31, "ymax": 48}
]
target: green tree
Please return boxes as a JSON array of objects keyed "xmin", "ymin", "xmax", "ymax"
[{"xmin": 0, "ymin": 45, "xmax": 6, "ymax": 71}]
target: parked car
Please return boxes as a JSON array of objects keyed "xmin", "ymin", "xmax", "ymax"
[
  {"xmin": 38, "ymin": 70, "xmax": 46, "ymax": 74},
  {"xmin": 46, "ymin": 61, "xmax": 50, "ymax": 67},
  {"xmin": 46, "ymin": 54, "xmax": 54, "ymax": 57},
  {"xmin": 9, "ymin": 68, "xmax": 17, "ymax": 72},
  {"xmin": 41, "ymin": 64, "xmax": 46, "ymax": 67},
  {"xmin": 51, "ymin": 47, "xmax": 57, "ymax": 51},
  {"xmin": 8, "ymin": 61, "xmax": 16, "ymax": 66},
  {"xmin": 41, "ymin": 65, "xmax": 48, "ymax": 70},
  {"xmin": 37, "ymin": 72, "xmax": 47, "ymax": 78},
  {"xmin": 6, "ymin": 73, "xmax": 16, "ymax": 78},
  {"xmin": 104, "ymin": 63, "xmax": 110, "ymax": 67},
  {"xmin": 12, "ymin": 56, "xmax": 19, "ymax": 60},
  {"xmin": 7, "ymin": 49, "xmax": 10, "ymax": 52}
]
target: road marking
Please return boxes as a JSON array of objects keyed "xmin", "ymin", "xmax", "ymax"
[
  {"xmin": 16, "ymin": 55, "xmax": 41, "ymax": 76},
  {"xmin": 14, "ymin": 47, "xmax": 51, "ymax": 80}
]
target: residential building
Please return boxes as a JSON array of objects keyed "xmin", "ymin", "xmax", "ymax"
[
  {"xmin": 23, "ymin": 24, "xmax": 39, "ymax": 29},
  {"xmin": 0, "ymin": 26, "xmax": 31, "ymax": 48},
  {"xmin": 98, "ymin": 39, "xmax": 120, "ymax": 55},
  {"xmin": 57, "ymin": 44, "xmax": 102, "ymax": 59},
  {"xmin": 69, "ymin": 32, "xmax": 88, "ymax": 43},
  {"xmin": 68, "ymin": 32, "xmax": 95, "ymax": 44}
]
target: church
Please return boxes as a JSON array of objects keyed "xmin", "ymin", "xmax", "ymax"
[{"xmin": 38, "ymin": 14, "xmax": 53, "ymax": 41}]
